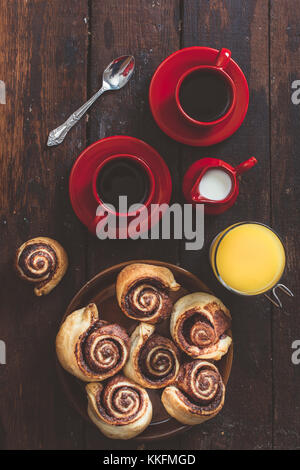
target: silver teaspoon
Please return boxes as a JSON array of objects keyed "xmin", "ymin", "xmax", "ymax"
[{"xmin": 47, "ymin": 55, "xmax": 135, "ymax": 147}]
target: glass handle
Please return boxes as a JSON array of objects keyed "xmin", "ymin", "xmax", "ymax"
[{"xmin": 264, "ymin": 283, "xmax": 294, "ymax": 308}]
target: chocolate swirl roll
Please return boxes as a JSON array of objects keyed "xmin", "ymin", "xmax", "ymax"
[
  {"xmin": 161, "ymin": 360, "xmax": 225, "ymax": 425},
  {"xmin": 15, "ymin": 237, "xmax": 68, "ymax": 296},
  {"xmin": 170, "ymin": 293, "xmax": 232, "ymax": 361},
  {"xmin": 116, "ymin": 263, "xmax": 180, "ymax": 324},
  {"xmin": 86, "ymin": 375, "xmax": 152, "ymax": 439},
  {"xmin": 56, "ymin": 303, "xmax": 130, "ymax": 382},
  {"xmin": 124, "ymin": 323, "xmax": 180, "ymax": 389}
]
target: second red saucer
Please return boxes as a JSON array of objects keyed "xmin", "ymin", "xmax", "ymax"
[
  {"xmin": 149, "ymin": 47, "xmax": 249, "ymax": 147},
  {"xmin": 69, "ymin": 136, "xmax": 172, "ymax": 235}
]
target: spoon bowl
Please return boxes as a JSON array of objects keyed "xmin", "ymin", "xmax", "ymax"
[{"xmin": 103, "ymin": 55, "xmax": 135, "ymax": 90}]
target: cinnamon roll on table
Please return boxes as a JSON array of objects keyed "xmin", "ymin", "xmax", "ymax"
[
  {"xmin": 15, "ymin": 237, "xmax": 68, "ymax": 296},
  {"xmin": 86, "ymin": 375, "xmax": 152, "ymax": 439},
  {"xmin": 56, "ymin": 303, "xmax": 130, "ymax": 382},
  {"xmin": 162, "ymin": 360, "xmax": 225, "ymax": 425},
  {"xmin": 116, "ymin": 263, "xmax": 180, "ymax": 324},
  {"xmin": 170, "ymin": 292, "xmax": 232, "ymax": 361},
  {"xmin": 124, "ymin": 323, "xmax": 180, "ymax": 389}
]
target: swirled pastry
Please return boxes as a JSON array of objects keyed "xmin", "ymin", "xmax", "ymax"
[
  {"xmin": 170, "ymin": 292, "xmax": 232, "ymax": 361},
  {"xmin": 86, "ymin": 375, "xmax": 152, "ymax": 439},
  {"xmin": 162, "ymin": 360, "xmax": 225, "ymax": 425},
  {"xmin": 15, "ymin": 237, "xmax": 68, "ymax": 296},
  {"xmin": 124, "ymin": 323, "xmax": 180, "ymax": 389},
  {"xmin": 116, "ymin": 263, "xmax": 180, "ymax": 324},
  {"xmin": 56, "ymin": 303, "xmax": 130, "ymax": 382}
]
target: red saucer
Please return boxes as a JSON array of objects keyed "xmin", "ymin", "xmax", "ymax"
[
  {"xmin": 149, "ymin": 47, "xmax": 249, "ymax": 147},
  {"xmin": 69, "ymin": 136, "xmax": 172, "ymax": 235}
]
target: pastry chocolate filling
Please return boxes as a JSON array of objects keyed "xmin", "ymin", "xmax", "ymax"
[
  {"xmin": 124, "ymin": 278, "xmax": 172, "ymax": 319},
  {"xmin": 138, "ymin": 335, "xmax": 177, "ymax": 383},
  {"xmin": 175, "ymin": 364, "xmax": 224, "ymax": 413},
  {"xmin": 176, "ymin": 307, "xmax": 231, "ymax": 357},
  {"xmin": 175, "ymin": 383, "xmax": 223, "ymax": 413},
  {"xmin": 18, "ymin": 243, "xmax": 57, "ymax": 279},
  {"xmin": 96, "ymin": 385, "xmax": 144, "ymax": 425},
  {"xmin": 182, "ymin": 313, "xmax": 216, "ymax": 347},
  {"xmin": 77, "ymin": 321, "xmax": 128, "ymax": 374}
]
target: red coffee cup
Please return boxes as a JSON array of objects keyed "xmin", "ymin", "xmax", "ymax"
[
  {"xmin": 92, "ymin": 154, "xmax": 155, "ymax": 238},
  {"xmin": 175, "ymin": 48, "xmax": 236, "ymax": 128}
]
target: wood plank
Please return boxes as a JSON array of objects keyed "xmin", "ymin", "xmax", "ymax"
[
  {"xmin": 270, "ymin": 0, "xmax": 300, "ymax": 450},
  {"xmin": 178, "ymin": 0, "xmax": 272, "ymax": 450},
  {"xmin": 0, "ymin": 0, "xmax": 88, "ymax": 449},
  {"xmin": 1, "ymin": 0, "xmax": 298, "ymax": 451},
  {"xmin": 85, "ymin": 0, "xmax": 181, "ymax": 449}
]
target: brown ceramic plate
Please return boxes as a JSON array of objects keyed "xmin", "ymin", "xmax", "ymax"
[{"xmin": 57, "ymin": 260, "xmax": 233, "ymax": 441}]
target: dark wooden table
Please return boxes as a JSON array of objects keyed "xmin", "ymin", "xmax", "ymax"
[{"xmin": 0, "ymin": 0, "xmax": 299, "ymax": 450}]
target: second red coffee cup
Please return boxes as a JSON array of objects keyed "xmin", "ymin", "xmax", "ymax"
[{"xmin": 92, "ymin": 153, "xmax": 156, "ymax": 218}]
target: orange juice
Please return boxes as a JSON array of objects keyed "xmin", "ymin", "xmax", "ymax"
[{"xmin": 210, "ymin": 222, "xmax": 286, "ymax": 295}]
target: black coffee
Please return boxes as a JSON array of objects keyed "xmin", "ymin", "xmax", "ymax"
[
  {"xmin": 179, "ymin": 69, "xmax": 231, "ymax": 122},
  {"xmin": 96, "ymin": 159, "xmax": 149, "ymax": 208}
]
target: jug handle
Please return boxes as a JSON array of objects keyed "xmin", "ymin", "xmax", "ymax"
[{"xmin": 235, "ymin": 156, "xmax": 257, "ymax": 177}]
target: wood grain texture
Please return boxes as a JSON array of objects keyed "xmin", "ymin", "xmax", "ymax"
[
  {"xmin": 0, "ymin": 0, "xmax": 299, "ymax": 450},
  {"xmin": 0, "ymin": 0, "xmax": 88, "ymax": 449},
  {"xmin": 270, "ymin": 0, "xmax": 300, "ymax": 450}
]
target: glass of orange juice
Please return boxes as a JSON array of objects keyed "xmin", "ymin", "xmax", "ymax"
[{"xmin": 209, "ymin": 222, "xmax": 293, "ymax": 307}]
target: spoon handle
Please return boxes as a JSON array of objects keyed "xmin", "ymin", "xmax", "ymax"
[{"xmin": 47, "ymin": 86, "xmax": 106, "ymax": 146}]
